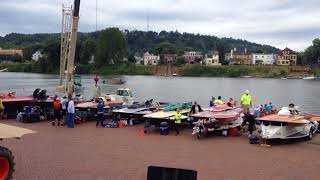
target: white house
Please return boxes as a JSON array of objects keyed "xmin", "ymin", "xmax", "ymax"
[
  {"xmin": 31, "ymin": 50, "xmax": 43, "ymax": 61},
  {"xmin": 252, "ymin": 53, "xmax": 276, "ymax": 65},
  {"xmin": 204, "ymin": 51, "xmax": 221, "ymax": 66},
  {"xmin": 143, "ymin": 52, "xmax": 160, "ymax": 65}
]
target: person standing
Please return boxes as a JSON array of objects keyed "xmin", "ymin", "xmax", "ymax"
[
  {"xmin": 190, "ymin": 101, "xmax": 202, "ymax": 115},
  {"xmin": 242, "ymin": 112, "xmax": 256, "ymax": 136},
  {"xmin": 52, "ymin": 96, "xmax": 62, "ymax": 126},
  {"xmin": 96, "ymin": 100, "xmax": 105, "ymax": 127},
  {"xmin": 67, "ymin": 96, "xmax": 75, "ymax": 128},
  {"xmin": 173, "ymin": 109, "xmax": 182, "ymax": 135},
  {"xmin": 60, "ymin": 96, "xmax": 67, "ymax": 126},
  {"xmin": 0, "ymin": 99, "xmax": 5, "ymax": 119},
  {"xmin": 241, "ymin": 90, "xmax": 252, "ymax": 113}
]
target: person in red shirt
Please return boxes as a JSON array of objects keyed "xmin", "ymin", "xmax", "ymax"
[{"xmin": 53, "ymin": 96, "xmax": 62, "ymax": 126}]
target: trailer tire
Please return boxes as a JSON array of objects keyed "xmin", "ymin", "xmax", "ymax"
[
  {"xmin": 0, "ymin": 146, "xmax": 15, "ymax": 180},
  {"xmin": 307, "ymin": 129, "xmax": 313, "ymax": 140}
]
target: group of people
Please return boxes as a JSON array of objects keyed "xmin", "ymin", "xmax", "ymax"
[
  {"xmin": 52, "ymin": 95, "xmax": 75, "ymax": 128},
  {"xmin": 209, "ymin": 96, "xmax": 237, "ymax": 108},
  {"xmin": 253, "ymin": 102, "xmax": 275, "ymax": 117},
  {"xmin": 172, "ymin": 101, "xmax": 203, "ymax": 135}
]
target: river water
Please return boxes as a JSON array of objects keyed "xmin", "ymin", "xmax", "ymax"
[{"xmin": 1, "ymin": 72, "xmax": 320, "ymax": 113}]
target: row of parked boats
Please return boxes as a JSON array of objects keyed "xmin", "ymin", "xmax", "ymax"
[{"xmin": 2, "ymin": 88, "xmax": 320, "ymax": 142}]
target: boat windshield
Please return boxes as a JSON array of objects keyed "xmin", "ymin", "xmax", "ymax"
[
  {"xmin": 117, "ymin": 90, "xmax": 132, "ymax": 97},
  {"xmin": 262, "ymin": 121, "xmax": 287, "ymax": 126}
]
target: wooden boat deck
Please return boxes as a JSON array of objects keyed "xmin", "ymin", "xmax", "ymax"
[{"xmin": 257, "ymin": 114, "xmax": 310, "ymax": 124}]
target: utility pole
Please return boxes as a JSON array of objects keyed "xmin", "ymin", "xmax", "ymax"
[{"xmin": 96, "ymin": 0, "xmax": 98, "ymax": 31}]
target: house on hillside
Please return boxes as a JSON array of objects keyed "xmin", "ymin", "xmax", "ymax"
[
  {"xmin": 31, "ymin": 50, "xmax": 43, "ymax": 61},
  {"xmin": 162, "ymin": 54, "xmax": 177, "ymax": 64},
  {"xmin": 252, "ymin": 53, "xmax": 276, "ymax": 65},
  {"xmin": 183, "ymin": 51, "xmax": 203, "ymax": 64},
  {"xmin": 204, "ymin": 51, "xmax": 221, "ymax": 66},
  {"xmin": 277, "ymin": 47, "xmax": 297, "ymax": 66},
  {"xmin": 143, "ymin": 52, "xmax": 160, "ymax": 65},
  {"xmin": 0, "ymin": 47, "xmax": 23, "ymax": 57},
  {"xmin": 229, "ymin": 48, "xmax": 252, "ymax": 65}
]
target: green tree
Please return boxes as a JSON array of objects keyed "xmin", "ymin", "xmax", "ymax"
[
  {"xmin": 96, "ymin": 28, "xmax": 127, "ymax": 65},
  {"xmin": 154, "ymin": 42, "xmax": 177, "ymax": 54},
  {"xmin": 79, "ymin": 39, "xmax": 96, "ymax": 64},
  {"xmin": 128, "ymin": 53, "xmax": 136, "ymax": 63},
  {"xmin": 37, "ymin": 38, "xmax": 60, "ymax": 73},
  {"xmin": 302, "ymin": 38, "xmax": 320, "ymax": 66},
  {"xmin": 23, "ymin": 44, "xmax": 43, "ymax": 60}
]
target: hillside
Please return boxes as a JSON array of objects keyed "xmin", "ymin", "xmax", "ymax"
[{"xmin": 0, "ymin": 30, "xmax": 279, "ymax": 55}]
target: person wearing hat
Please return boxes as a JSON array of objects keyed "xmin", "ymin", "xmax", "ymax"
[{"xmin": 241, "ymin": 90, "xmax": 252, "ymax": 113}]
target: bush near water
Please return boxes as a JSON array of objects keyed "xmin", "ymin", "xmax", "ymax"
[{"xmin": 6, "ymin": 62, "xmax": 318, "ymax": 78}]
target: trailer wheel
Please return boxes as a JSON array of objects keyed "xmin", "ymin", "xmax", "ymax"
[
  {"xmin": 0, "ymin": 146, "xmax": 15, "ymax": 180},
  {"xmin": 307, "ymin": 129, "xmax": 313, "ymax": 140}
]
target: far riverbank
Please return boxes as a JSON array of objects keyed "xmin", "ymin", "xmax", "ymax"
[{"xmin": 1, "ymin": 62, "xmax": 319, "ymax": 78}]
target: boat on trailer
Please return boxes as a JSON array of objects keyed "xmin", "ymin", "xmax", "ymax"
[
  {"xmin": 257, "ymin": 113, "xmax": 319, "ymax": 140},
  {"xmin": 191, "ymin": 106, "xmax": 243, "ymax": 139}
]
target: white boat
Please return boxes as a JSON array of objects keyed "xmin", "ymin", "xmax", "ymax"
[
  {"xmin": 109, "ymin": 88, "xmax": 134, "ymax": 105},
  {"xmin": 257, "ymin": 110, "xmax": 319, "ymax": 140},
  {"xmin": 0, "ymin": 68, "xmax": 8, "ymax": 72},
  {"xmin": 303, "ymin": 76, "xmax": 315, "ymax": 80}
]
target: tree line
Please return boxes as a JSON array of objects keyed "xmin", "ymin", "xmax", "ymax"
[{"xmin": 0, "ymin": 28, "xmax": 319, "ymax": 73}]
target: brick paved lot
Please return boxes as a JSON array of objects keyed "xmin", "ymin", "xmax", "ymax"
[{"xmin": 1, "ymin": 120, "xmax": 320, "ymax": 180}]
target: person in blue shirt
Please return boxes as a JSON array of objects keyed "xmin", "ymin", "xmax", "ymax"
[
  {"xmin": 264, "ymin": 104, "xmax": 272, "ymax": 113},
  {"xmin": 209, "ymin": 96, "xmax": 215, "ymax": 107},
  {"xmin": 96, "ymin": 100, "xmax": 105, "ymax": 127}
]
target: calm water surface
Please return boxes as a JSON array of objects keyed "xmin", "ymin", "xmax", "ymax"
[{"xmin": 0, "ymin": 72, "xmax": 319, "ymax": 113}]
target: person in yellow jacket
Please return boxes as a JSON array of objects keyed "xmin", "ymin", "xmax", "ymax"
[
  {"xmin": 241, "ymin": 90, "xmax": 252, "ymax": 113},
  {"xmin": 0, "ymin": 99, "xmax": 5, "ymax": 119},
  {"xmin": 214, "ymin": 96, "xmax": 223, "ymax": 105},
  {"xmin": 173, "ymin": 108, "xmax": 182, "ymax": 135}
]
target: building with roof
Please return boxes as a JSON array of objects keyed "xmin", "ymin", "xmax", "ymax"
[
  {"xmin": 252, "ymin": 53, "xmax": 276, "ymax": 65},
  {"xmin": 229, "ymin": 48, "xmax": 252, "ymax": 65},
  {"xmin": 183, "ymin": 51, "xmax": 203, "ymax": 64},
  {"xmin": 204, "ymin": 51, "xmax": 221, "ymax": 66},
  {"xmin": 277, "ymin": 47, "xmax": 297, "ymax": 66},
  {"xmin": 143, "ymin": 52, "xmax": 160, "ymax": 65},
  {"xmin": 162, "ymin": 54, "xmax": 177, "ymax": 64},
  {"xmin": 0, "ymin": 47, "xmax": 23, "ymax": 57}
]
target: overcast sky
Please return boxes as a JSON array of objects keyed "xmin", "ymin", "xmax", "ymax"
[{"xmin": 1, "ymin": 0, "xmax": 320, "ymax": 51}]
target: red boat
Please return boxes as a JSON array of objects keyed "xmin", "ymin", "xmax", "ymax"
[{"xmin": 191, "ymin": 107, "xmax": 243, "ymax": 139}]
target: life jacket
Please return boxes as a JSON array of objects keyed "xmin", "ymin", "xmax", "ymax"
[{"xmin": 53, "ymin": 100, "xmax": 61, "ymax": 110}]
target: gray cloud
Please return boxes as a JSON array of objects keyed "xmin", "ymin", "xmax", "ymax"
[{"xmin": 0, "ymin": 0, "xmax": 320, "ymax": 51}]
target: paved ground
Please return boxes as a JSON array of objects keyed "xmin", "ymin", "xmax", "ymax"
[{"xmin": 1, "ymin": 119, "xmax": 320, "ymax": 180}]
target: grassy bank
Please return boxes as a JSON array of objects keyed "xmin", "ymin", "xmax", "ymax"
[
  {"xmin": 3, "ymin": 62, "xmax": 318, "ymax": 78},
  {"xmin": 76, "ymin": 64, "xmax": 153, "ymax": 75},
  {"xmin": 179, "ymin": 65, "xmax": 289, "ymax": 78}
]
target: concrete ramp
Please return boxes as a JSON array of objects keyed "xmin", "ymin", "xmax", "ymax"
[{"xmin": 0, "ymin": 123, "xmax": 36, "ymax": 139}]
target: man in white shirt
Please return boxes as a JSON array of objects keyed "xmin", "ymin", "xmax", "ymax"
[
  {"xmin": 67, "ymin": 96, "xmax": 75, "ymax": 128},
  {"xmin": 60, "ymin": 96, "xmax": 67, "ymax": 125}
]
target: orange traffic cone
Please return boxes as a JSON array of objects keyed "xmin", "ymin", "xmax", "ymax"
[
  {"xmin": 119, "ymin": 119, "xmax": 123, "ymax": 128},
  {"xmin": 139, "ymin": 129, "xmax": 145, "ymax": 137}
]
